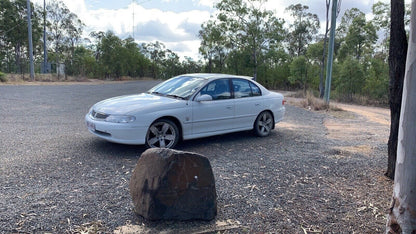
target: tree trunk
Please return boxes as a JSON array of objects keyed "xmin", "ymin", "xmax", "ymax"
[
  {"xmin": 320, "ymin": 0, "xmax": 330, "ymax": 98},
  {"xmin": 386, "ymin": 0, "xmax": 407, "ymax": 180},
  {"xmin": 15, "ymin": 43, "xmax": 21, "ymax": 74},
  {"xmin": 386, "ymin": 1, "xmax": 416, "ymax": 231},
  {"xmin": 208, "ymin": 56, "xmax": 212, "ymax": 73}
]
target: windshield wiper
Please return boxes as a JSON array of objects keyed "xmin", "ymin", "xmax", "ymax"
[
  {"xmin": 166, "ymin": 94, "xmax": 186, "ymax": 100},
  {"xmin": 149, "ymin": 91, "xmax": 163, "ymax": 96}
]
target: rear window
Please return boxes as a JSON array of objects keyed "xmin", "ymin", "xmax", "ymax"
[{"xmin": 232, "ymin": 79, "xmax": 262, "ymax": 98}]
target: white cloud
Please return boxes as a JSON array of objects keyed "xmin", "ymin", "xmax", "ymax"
[{"xmin": 32, "ymin": 0, "xmax": 212, "ymax": 59}]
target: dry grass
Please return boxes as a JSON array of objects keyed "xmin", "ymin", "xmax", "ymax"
[
  {"xmin": 1, "ymin": 73, "xmax": 156, "ymax": 85},
  {"xmin": 4, "ymin": 73, "xmax": 89, "ymax": 83},
  {"xmin": 300, "ymin": 91, "xmax": 342, "ymax": 111}
]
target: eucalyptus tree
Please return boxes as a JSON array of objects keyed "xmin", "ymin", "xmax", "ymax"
[
  {"xmin": 337, "ymin": 8, "xmax": 362, "ymax": 42},
  {"xmin": 181, "ymin": 57, "xmax": 203, "ymax": 75},
  {"xmin": 213, "ymin": 0, "xmax": 286, "ymax": 80},
  {"xmin": 372, "ymin": 2, "xmax": 411, "ymax": 59},
  {"xmin": 335, "ymin": 56, "xmax": 365, "ymax": 101},
  {"xmin": 67, "ymin": 46, "xmax": 96, "ymax": 77},
  {"xmin": 46, "ymin": 0, "xmax": 84, "ymax": 77},
  {"xmin": 289, "ymin": 55, "xmax": 309, "ymax": 93},
  {"xmin": 199, "ymin": 20, "xmax": 228, "ymax": 73},
  {"xmin": 90, "ymin": 31, "xmax": 150, "ymax": 78},
  {"xmin": 141, "ymin": 41, "xmax": 185, "ymax": 79},
  {"xmin": 122, "ymin": 37, "xmax": 150, "ymax": 78},
  {"xmin": 0, "ymin": 0, "xmax": 42, "ymax": 73},
  {"xmin": 386, "ymin": 0, "xmax": 408, "ymax": 180},
  {"xmin": 141, "ymin": 41, "xmax": 167, "ymax": 78},
  {"xmin": 386, "ymin": 2, "xmax": 416, "ymax": 232},
  {"xmin": 98, "ymin": 31, "xmax": 124, "ymax": 77},
  {"xmin": 285, "ymin": 4, "xmax": 320, "ymax": 57},
  {"xmin": 372, "ymin": 2, "xmax": 390, "ymax": 56},
  {"xmin": 306, "ymin": 40, "xmax": 325, "ymax": 93},
  {"xmin": 337, "ymin": 9, "xmax": 377, "ymax": 62},
  {"xmin": 160, "ymin": 49, "xmax": 182, "ymax": 79}
]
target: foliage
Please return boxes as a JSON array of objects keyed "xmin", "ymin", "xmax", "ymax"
[
  {"xmin": 364, "ymin": 57, "xmax": 389, "ymax": 101},
  {"xmin": 285, "ymin": 4, "xmax": 320, "ymax": 57},
  {"xmin": 372, "ymin": 2, "xmax": 411, "ymax": 59},
  {"xmin": 46, "ymin": 0, "xmax": 84, "ymax": 78},
  {"xmin": 338, "ymin": 9, "xmax": 377, "ymax": 62},
  {"xmin": 92, "ymin": 31, "xmax": 151, "ymax": 79},
  {"xmin": 258, "ymin": 48, "xmax": 291, "ymax": 89},
  {"xmin": 65, "ymin": 46, "xmax": 97, "ymax": 78},
  {"xmin": 199, "ymin": 20, "xmax": 228, "ymax": 73},
  {"xmin": 142, "ymin": 41, "xmax": 185, "ymax": 79},
  {"xmin": 211, "ymin": 0, "xmax": 286, "ymax": 79},
  {"xmin": 289, "ymin": 56, "xmax": 308, "ymax": 92},
  {"xmin": 335, "ymin": 56, "xmax": 365, "ymax": 102},
  {"xmin": 0, "ymin": 0, "xmax": 42, "ymax": 73}
]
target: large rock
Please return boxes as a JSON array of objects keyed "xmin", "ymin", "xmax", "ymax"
[{"xmin": 129, "ymin": 148, "xmax": 217, "ymax": 221}]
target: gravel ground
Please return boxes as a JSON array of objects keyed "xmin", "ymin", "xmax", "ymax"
[{"xmin": 0, "ymin": 81, "xmax": 392, "ymax": 233}]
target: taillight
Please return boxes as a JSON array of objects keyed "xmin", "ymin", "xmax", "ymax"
[{"xmin": 282, "ymin": 99, "xmax": 286, "ymax": 105}]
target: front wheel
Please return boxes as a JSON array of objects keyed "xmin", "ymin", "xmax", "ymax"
[
  {"xmin": 145, "ymin": 119, "xmax": 179, "ymax": 148},
  {"xmin": 254, "ymin": 111, "xmax": 274, "ymax": 137}
]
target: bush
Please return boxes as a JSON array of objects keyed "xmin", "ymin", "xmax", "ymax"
[
  {"xmin": 300, "ymin": 90, "xmax": 342, "ymax": 111},
  {"xmin": 0, "ymin": 72, "xmax": 7, "ymax": 82}
]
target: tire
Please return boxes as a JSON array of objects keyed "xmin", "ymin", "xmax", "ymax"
[
  {"xmin": 254, "ymin": 111, "xmax": 274, "ymax": 137},
  {"xmin": 145, "ymin": 119, "xmax": 179, "ymax": 148}
]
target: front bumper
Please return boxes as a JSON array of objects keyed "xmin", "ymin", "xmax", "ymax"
[{"xmin": 85, "ymin": 114, "xmax": 148, "ymax": 145}]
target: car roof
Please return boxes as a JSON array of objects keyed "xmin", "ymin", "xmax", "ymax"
[{"xmin": 182, "ymin": 73, "xmax": 254, "ymax": 80}]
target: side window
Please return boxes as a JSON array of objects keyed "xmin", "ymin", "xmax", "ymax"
[
  {"xmin": 250, "ymin": 82, "xmax": 262, "ymax": 96},
  {"xmin": 232, "ymin": 79, "xmax": 252, "ymax": 98},
  {"xmin": 199, "ymin": 79, "xmax": 231, "ymax": 100}
]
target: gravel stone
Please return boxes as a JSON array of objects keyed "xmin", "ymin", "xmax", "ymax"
[{"xmin": 0, "ymin": 81, "xmax": 392, "ymax": 233}]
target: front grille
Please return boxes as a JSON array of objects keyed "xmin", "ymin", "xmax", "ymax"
[
  {"xmin": 94, "ymin": 130, "xmax": 111, "ymax": 137},
  {"xmin": 91, "ymin": 110, "xmax": 109, "ymax": 120}
]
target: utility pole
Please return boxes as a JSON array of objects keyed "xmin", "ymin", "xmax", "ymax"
[
  {"xmin": 43, "ymin": 0, "xmax": 48, "ymax": 73},
  {"xmin": 323, "ymin": 0, "xmax": 338, "ymax": 104},
  {"xmin": 386, "ymin": 0, "xmax": 416, "ymax": 232},
  {"xmin": 319, "ymin": 0, "xmax": 331, "ymax": 98},
  {"xmin": 27, "ymin": 0, "xmax": 35, "ymax": 81}
]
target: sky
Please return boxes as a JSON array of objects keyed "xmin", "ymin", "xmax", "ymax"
[{"xmin": 31, "ymin": 0, "xmax": 393, "ymax": 60}]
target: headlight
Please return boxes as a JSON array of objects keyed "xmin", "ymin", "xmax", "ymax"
[{"xmin": 105, "ymin": 115, "xmax": 136, "ymax": 123}]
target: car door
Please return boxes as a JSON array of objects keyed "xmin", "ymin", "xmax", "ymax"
[
  {"xmin": 191, "ymin": 79, "xmax": 235, "ymax": 135},
  {"xmin": 232, "ymin": 78, "xmax": 264, "ymax": 129}
]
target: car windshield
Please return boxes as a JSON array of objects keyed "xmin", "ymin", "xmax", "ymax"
[{"xmin": 147, "ymin": 76, "xmax": 207, "ymax": 100}]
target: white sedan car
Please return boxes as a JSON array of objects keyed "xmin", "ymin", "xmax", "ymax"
[{"xmin": 85, "ymin": 73, "xmax": 285, "ymax": 148}]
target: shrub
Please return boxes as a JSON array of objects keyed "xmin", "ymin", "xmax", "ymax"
[
  {"xmin": 301, "ymin": 90, "xmax": 342, "ymax": 111},
  {"xmin": 0, "ymin": 72, "xmax": 7, "ymax": 82}
]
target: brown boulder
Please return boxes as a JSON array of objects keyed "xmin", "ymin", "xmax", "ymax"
[{"xmin": 129, "ymin": 148, "xmax": 217, "ymax": 220}]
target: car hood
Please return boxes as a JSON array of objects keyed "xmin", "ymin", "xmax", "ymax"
[{"xmin": 93, "ymin": 93, "xmax": 185, "ymax": 115}]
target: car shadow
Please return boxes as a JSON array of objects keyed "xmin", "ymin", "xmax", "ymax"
[
  {"xmin": 176, "ymin": 130, "xmax": 282, "ymax": 153},
  {"xmin": 84, "ymin": 129, "xmax": 284, "ymax": 160},
  {"xmin": 85, "ymin": 138, "xmax": 147, "ymax": 158}
]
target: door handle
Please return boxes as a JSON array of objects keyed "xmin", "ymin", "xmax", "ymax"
[{"xmin": 226, "ymin": 106, "xmax": 233, "ymax": 109}]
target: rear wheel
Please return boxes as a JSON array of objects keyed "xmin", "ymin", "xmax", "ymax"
[
  {"xmin": 145, "ymin": 119, "xmax": 179, "ymax": 148},
  {"xmin": 254, "ymin": 111, "xmax": 274, "ymax": 137}
]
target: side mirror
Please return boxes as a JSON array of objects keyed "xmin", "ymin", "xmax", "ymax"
[{"xmin": 195, "ymin": 94, "xmax": 213, "ymax": 102}]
